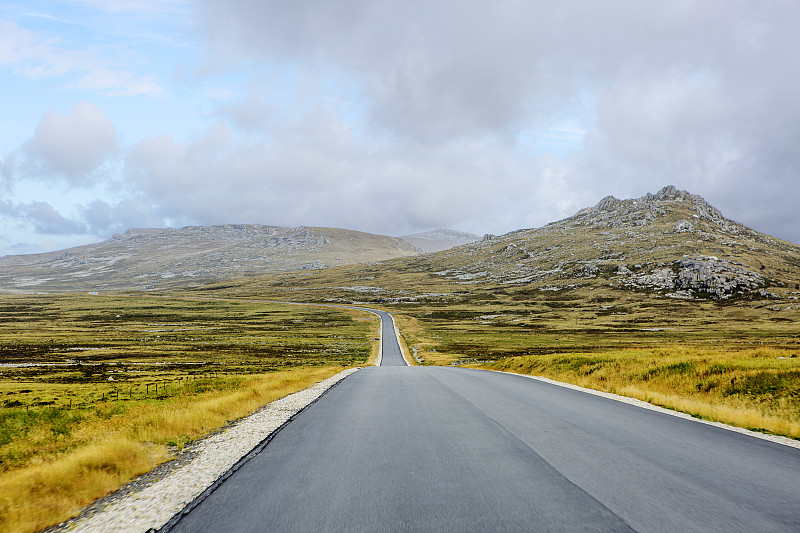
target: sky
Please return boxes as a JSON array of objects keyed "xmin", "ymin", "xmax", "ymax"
[{"xmin": 1, "ymin": 1, "xmax": 799, "ymax": 255}]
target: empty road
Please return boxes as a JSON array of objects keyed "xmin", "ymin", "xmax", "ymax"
[{"xmin": 164, "ymin": 311, "xmax": 800, "ymax": 532}]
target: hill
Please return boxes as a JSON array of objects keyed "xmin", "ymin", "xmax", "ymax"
[
  {"xmin": 198, "ymin": 186, "xmax": 800, "ymax": 307},
  {"xmin": 0, "ymin": 225, "xmax": 419, "ymax": 292},
  {"xmin": 413, "ymin": 185, "xmax": 800, "ymax": 300}
]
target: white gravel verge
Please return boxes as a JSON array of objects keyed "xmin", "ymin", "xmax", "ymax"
[
  {"xmin": 501, "ymin": 371, "xmax": 800, "ymax": 450},
  {"xmin": 58, "ymin": 368, "xmax": 360, "ymax": 533}
]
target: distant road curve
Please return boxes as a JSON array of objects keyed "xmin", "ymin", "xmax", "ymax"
[
  {"xmin": 351, "ymin": 306, "xmax": 408, "ymax": 367},
  {"xmin": 161, "ymin": 302, "xmax": 799, "ymax": 532}
]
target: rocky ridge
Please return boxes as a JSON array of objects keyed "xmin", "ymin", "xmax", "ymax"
[{"xmin": 417, "ymin": 186, "xmax": 800, "ymax": 300}]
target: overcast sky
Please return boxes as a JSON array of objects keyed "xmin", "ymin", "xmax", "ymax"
[{"xmin": 2, "ymin": 1, "xmax": 799, "ymax": 255}]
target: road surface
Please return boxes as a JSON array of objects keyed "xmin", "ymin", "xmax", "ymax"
[
  {"xmin": 357, "ymin": 307, "xmax": 407, "ymax": 366},
  {"xmin": 164, "ymin": 311, "xmax": 800, "ymax": 532}
]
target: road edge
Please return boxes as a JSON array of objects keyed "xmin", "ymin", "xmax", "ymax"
[
  {"xmin": 494, "ymin": 370, "xmax": 800, "ymax": 450},
  {"xmin": 53, "ymin": 368, "xmax": 360, "ymax": 533},
  {"xmin": 157, "ymin": 368, "xmax": 359, "ymax": 532}
]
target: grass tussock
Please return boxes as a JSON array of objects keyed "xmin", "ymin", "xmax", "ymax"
[
  {"xmin": 484, "ymin": 346, "xmax": 800, "ymax": 439},
  {"xmin": 0, "ymin": 366, "xmax": 347, "ymax": 533}
]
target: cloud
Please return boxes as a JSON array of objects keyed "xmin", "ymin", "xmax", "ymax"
[
  {"xmin": 3, "ymin": 201, "xmax": 86, "ymax": 235},
  {"xmin": 120, "ymin": 109, "xmax": 578, "ymax": 236},
  {"xmin": 2, "ymin": 102, "xmax": 118, "ymax": 184},
  {"xmin": 5, "ymin": 1, "xmax": 800, "ymax": 254},
  {"xmin": 78, "ymin": 199, "xmax": 114, "ymax": 233},
  {"xmin": 21, "ymin": 102, "xmax": 117, "ymax": 183},
  {"xmin": 0, "ymin": 19, "xmax": 164, "ymax": 96},
  {"xmin": 191, "ymin": 0, "xmax": 800, "ymax": 244},
  {"xmin": 66, "ymin": 69, "xmax": 163, "ymax": 97}
]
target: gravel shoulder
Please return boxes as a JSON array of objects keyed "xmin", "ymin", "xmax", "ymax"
[{"xmin": 50, "ymin": 368, "xmax": 359, "ymax": 533}]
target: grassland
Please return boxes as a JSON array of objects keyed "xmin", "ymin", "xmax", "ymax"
[
  {"xmin": 483, "ymin": 346, "xmax": 800, "ymax": 438},
  {"xmin": 388, "ymin": 290, "xmax": 800, "ymax": 439},
  {"xmin": 188, "ymin": 269, "xmax": 800, "ymax": 441},
  {"xmin": 0, "ymin": 293, "xmax": 378, "ymax": 533}
]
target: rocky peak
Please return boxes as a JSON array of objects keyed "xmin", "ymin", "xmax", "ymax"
[
  {"xmin": 594, "ymin": 195, "xmax": 622, "ymax": 211},
  {"xmin": 565, "ymin": 185, "xmax": 740, "ymax": 234},
  {"xmin": 648, "ymin": 185, "xmax": 688, "ymax": 201}
]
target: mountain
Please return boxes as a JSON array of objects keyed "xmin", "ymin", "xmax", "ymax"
[
  {"xmin": 4, "ymin": 187, "xmax": 798, "ymax": 302},
  {"xmin": 0, "ymin": 225, "xmax": 419, "ymax": 292},
  {"xmin": 400, "ymin": 229, "xmax": 481, "ymax": 252},
  {"xmin": 215, "ymin": 186, "xmax": 800, "ymax": 305},
  {"xmin": 405, "ymin": 185, "xmax": 800, "ymax": 301}
]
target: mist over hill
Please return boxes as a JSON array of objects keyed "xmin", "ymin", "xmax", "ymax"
[{"xmin": 400, "ymin": 229, "xmax": 481, "ymax": 252}]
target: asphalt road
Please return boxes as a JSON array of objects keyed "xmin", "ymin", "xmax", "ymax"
[
  {"xmin": 165, "ymin": 314, "xmax": 800, "ymax": 532},
  {"xmin": 363, "ymin": 308, "xmax": 407, "ymax": 367}
]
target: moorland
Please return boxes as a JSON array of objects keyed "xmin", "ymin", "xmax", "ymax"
[
  {"xmin": 0, "ymin": 294, "xmax": 378, "ymax": 532},
  {"xmin": 1, "ymin": 185, "xmax": 798, "ymax": 532}
]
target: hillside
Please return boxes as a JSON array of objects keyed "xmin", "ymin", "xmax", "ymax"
[
  {"xmin": 198, "ymin": 186, "xmax": 800, "ymax": 307},
  {"xmin": 415, "ymin": 185, "xmax": 800, "ymax": 300},
  {"xmin": 0, "ymin": 225, "xmax": 419, "ymax": 292}
]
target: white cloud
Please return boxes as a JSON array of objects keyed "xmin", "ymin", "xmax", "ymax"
[
  {"xmin": 5, "ymin": 1, "xmax": 800, "ymax": 253},
  {"xmin": 0, "ymin": 18, "xmax": 164, "ymax": 96},
  {"xmin": 195, "ymin": 0, "xmax": 800, "ymax": 242},
  {"xmin": 22, "ymin": 101, "xmax": 117, "ymax": 180}
]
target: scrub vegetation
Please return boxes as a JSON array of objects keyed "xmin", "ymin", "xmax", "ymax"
[{"xmin": 0, "ymin": 293, "xmax": 378, "ymax": 533}]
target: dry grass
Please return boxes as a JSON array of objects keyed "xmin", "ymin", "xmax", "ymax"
[
  {"xmin": 392, "ymin": 314, "xmax": 443, "ymax": 365},
  {"xmin": 0, "ymin": 366, "xmax": 345, "ymax": 533},
  {"xmin": 391, "ymin": 315, "xmax": 417, "ymax": 366},
  {"xmin": 484, "ymin": 346, "xmax": 800, "ymax": 439}
]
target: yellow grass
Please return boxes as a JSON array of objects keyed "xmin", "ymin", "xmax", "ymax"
[
  {"xmin": 366, "ymin": 319, "xmax": 381, "ymax": 366},
  {"xmin": 393, "ymin": 314, "xmax": 442, "ymax": 365},
  {"xmin": 484, "ymin": 345, "xmax": 800, "ymax": 439},
  {"xmin": 393, "ymin": 317, "xmax": 417, "ymax": 366},
  {"xmin": 615, "ymin": 386, "xmax": 800, "ymax": 438},
  {"xmin": 0, "ymin": 366, "xmax": 346, "ymax": 533}
]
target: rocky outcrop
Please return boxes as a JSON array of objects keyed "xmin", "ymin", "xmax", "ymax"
[
  {"xmin": 568, "ymin": 185, "xmax": 744, "ymax": 234},
  {"xmin": 625, "ymin": 255, "xmax": 766, "ymax": 299},
  {"xmin": 422, "ymin": 185, "xmax": 792, "ymax": 302}
]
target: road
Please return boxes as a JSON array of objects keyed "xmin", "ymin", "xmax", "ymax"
[
  {"xmin": 164, "ymin": 311, "xmax": 800, "ymax": 532},
  {"xmin": 356, "ymin": 307, "xmax": 407, "ymax": 366}
]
